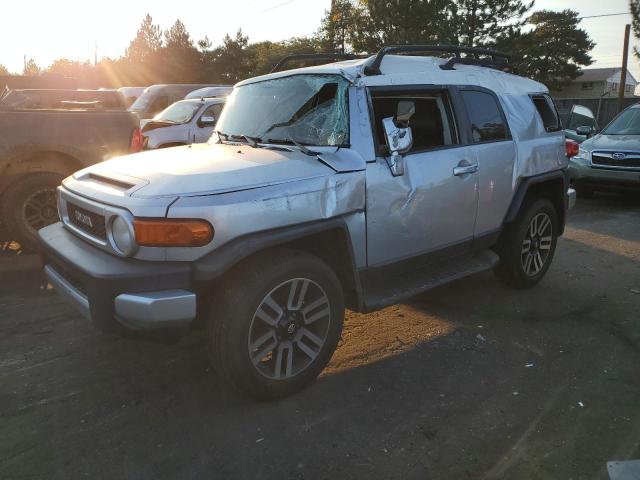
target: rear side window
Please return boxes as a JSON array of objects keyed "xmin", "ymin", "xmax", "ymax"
[
  {"xmin": 460, "ymin": 90, "xmax": 508, "ymax": 142},
  {"xmin": 531, "ymin": 94, "xmax": 561, "ymax": 132}
]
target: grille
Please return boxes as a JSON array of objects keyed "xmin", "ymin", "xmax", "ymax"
[
  {"xmin": 67, "ymin": 202, "xmax": 107, "ymax": 240},
  {"xmin": 592, "ymin": 153, "xmax": 640, "ymax": 169}
]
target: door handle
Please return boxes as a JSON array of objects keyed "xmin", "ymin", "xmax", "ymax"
[{"xmin": 453, "ymin": 162, "xmax": 478, "ymax": 176}]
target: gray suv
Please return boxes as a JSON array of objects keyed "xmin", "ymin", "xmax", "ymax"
[{"xmin": 39, "ymin": 46, "xmax": 575, "ymax": 399}]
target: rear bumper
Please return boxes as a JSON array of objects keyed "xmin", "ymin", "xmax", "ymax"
[{"xmin": 39, "ymin": 222, "xmax": 196, "ymax": 331}]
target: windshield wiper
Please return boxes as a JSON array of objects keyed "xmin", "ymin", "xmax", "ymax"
[
  {"xmin": 265, "ymin": 138, "xmax": 319, "ymax": 157},
  {"xmin": 240, "ymin": 135, "xmax": 260, "ymax": 148}
]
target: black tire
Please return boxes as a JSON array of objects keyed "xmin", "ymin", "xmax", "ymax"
[
  {"xmin": 0, "ymin": 173, "xmax": 63, "ymax": 252},
  {"xmin": 494, "ymin": 197, "xmax": 558, "ymax": 289},
  {"xmin": 208, "ymin": 248, "xmax": 345, "ymax": 400}
]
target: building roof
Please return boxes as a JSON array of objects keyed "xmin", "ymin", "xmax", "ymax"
[
  {"xmin": 576, "ymin": 67, "xmax": 618, "ymax": 82},
  {"xmin": 575, "ymin": 67, "xmax": 637, "ymax": 85},
  {"xmin": 237, "ymin": 55, "xmax": 548, "ymax": 95}
]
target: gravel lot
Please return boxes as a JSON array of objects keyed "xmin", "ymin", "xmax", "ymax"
[{"xmin": 1, "ymin": 194, "xmax": 639, "ymax": 480}]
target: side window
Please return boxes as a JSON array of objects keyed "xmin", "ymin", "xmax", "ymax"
[
  {"xmin": 460, "ymin": 90, "xmax": 508, "ymax": 143},
  {"xmin": 371, "ymin": 91, "xmax": 457, "ymax": 153},
  {"xmin": 200, "ymin": 104, "xmax": 223, "ymax": 125},
  {"xmin": 567, "ymin": 104, "xmax": 597, "ymax": 131},
  {"xmin": 149, "ymin": 96, "xmax": 169, "ymax": 116},
  {"xmin": 531, "ymin": 94, "xmax": 561, "ymax": 132}
]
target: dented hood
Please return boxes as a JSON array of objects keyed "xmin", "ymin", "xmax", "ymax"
[{"xmin": 82, "ymin": 143, "xmax": 339, "ymax": 198}]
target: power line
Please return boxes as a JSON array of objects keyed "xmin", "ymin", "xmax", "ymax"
[
  {"xmin": 260, "ymin": 0, "xmax": 299, "ymax": 13},
  {"xmin": 579, "ymin": 12, "xmax": 630, "ymax": 20}
]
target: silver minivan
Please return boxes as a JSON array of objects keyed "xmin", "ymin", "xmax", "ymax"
[
  {"xmin": 141, "ymin": 98, "xmax": 225, "ymax": 149},
  {"xmin": 129, "ymin": 84, "xmax": 228, "ymax": 119}
]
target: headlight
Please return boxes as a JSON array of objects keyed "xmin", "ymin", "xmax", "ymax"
[
  {"xmin": 110, "ymin": 215, "xmax": 136, "ymax": 255},
  {"xmin": 575, "ymin": 148, "xmax": 589, "ymax": 160}
]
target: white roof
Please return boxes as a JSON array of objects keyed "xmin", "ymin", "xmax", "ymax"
[{"xmin": 237, "ymin": 55, "xmax": 548, "ymax": 95}]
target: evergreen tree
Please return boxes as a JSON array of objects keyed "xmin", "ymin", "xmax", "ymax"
[
  {"xmin": 125, "ymin": 14, "xmax": 163, "ymax": 63},
  {"xmin": 630, "ymin": 0, "xmax": 640, "ymax": 59},
  {"xmin": 164, "ymin": 19, "xmax": 193, "ymax": 50},
  {"xmin": 497, "ymin": 10, "xmax": 595, "ymax": 91},
  {"xmin": 23, "ymin": 58, "xmax": 41, "ymax": 76},
  {"xmin": 0, "ymin": 64, "xmax": 9, "ymax": 75},
  {"xmin": 446, "ymin": 0, "xmax": 533, "ymax": 47}
]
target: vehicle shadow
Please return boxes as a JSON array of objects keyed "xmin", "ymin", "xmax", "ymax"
[{"xmin": 1, "ymin": 229, "xmax": 639, "ymax": 480}]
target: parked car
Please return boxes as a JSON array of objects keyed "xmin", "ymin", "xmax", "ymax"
[
  {"xmin": 0, "ymin": 87, "xmax": 142, "ymax": 250},
  {"xmin": 568, "ymin": 102, "xmax": 640, "ymax": 197},
  {"xmin": 39, "ymin": 46, "xmax": 575, "ymax": 399},
  {"xmin": 0, "ymin": 88, "xmax": 126, "ymax": 110},
  {"xmin": 560, "ymin": 104, "xmax": 599, "ymax": 143},
  {"xmin": 142, "ymin": 98, "xmax": 225, "ymax": 149},
  {"xmin": 117, "ymin": 87, "xmax": 146, "ymax": 107},
  {"xmin": 129, "ymin": 84, "xmax": 228, "ymax": 119},
  {"xmin": 184, "ymin": 86, "xmax": 233, "ymax": 99}
]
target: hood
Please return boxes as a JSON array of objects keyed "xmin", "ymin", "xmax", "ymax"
[
  {"xmin": 84, "ymin": 143, "xmax": 337, "ymax": 198},
  {"xmin": 583, "ymin": 134, "xmax": 640, "ymax": 151}
]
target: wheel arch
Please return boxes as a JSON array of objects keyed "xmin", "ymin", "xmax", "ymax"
[
  {"xmin": 0, "ymin": 150, "xmax": 83, "ymax": 196},
  {"xmin": 503, "ymin": 169, "xmax": 568, "ymax": 235},
  {"xmin": 193, "ymin": 218, "xmax": 364, "ymax": 311}
]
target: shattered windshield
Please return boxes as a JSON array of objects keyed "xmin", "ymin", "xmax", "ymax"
[
  {"xmin": 153, "ymin": 101, "xmax": 201, "ymax": 124},
  {"xmin": 214, "ymin": 74, "xmax": 350, "ymax": 146}
]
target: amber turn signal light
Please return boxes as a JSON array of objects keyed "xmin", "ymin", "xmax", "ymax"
[{"xmin": 133, "ymin": 218, "xmax": 213, "ymax": 247}]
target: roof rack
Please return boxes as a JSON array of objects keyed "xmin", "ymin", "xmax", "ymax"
[
  {"xmin": 270, "ymin": 53, "xmax": 367, "ymax": 73},
  {"xmin": 363, "ymin": 45, "xmax": 512, "ymax": 76}
]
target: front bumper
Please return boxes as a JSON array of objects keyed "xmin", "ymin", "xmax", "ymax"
[
  {"xmin": 39, "ymin": 222, "xmax": 196, "ymax": 331},
  {"xmin": 567, "ymin": 187, "xmax": 576, "ymax": 211},
  {"xmin": 568, "ymin": 158, "xmax": 640, "ymax": 191}
]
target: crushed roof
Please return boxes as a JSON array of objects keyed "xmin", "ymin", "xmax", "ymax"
[{"xmin": 237, "ymin": 54, "xmax": 548, "ymax": 95}]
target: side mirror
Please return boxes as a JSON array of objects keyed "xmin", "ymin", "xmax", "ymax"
[
  {"xmin": 576, "ymin": 125, "xmax": 593, "ymax": 137},
  {"xmin": 199, "ymin": 115, "xmax": 216, "ymax": 127},
  {"xmin": 396, "ymin": 100, "xmax": 416, "ymax": 124},
  {"xmin": 382, "ymin": 101, "xmax": 415, "ymax": 177}
]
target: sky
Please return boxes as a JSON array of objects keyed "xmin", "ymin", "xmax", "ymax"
[{"xmin": 1, "ymin": 0, "xmax": 639, "ymax": 78}]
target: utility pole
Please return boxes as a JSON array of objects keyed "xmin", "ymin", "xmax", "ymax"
[
  {"xmin": 23, "ymin": 55, "xmax": 26, "ymax": 75},
  {"xmin": 617, "ymin": 23, "xmax": 631, "ymax": 114},
  {"xmin": 94, "ymin": 41, "xmax": 98, "ymax": 67}
]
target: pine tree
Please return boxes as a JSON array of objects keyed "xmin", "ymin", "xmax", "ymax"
[
  {"xmin": 125, "ymin": 14, "xmax": 163, "ymax": 63},
  {"xmin": 447, "ymin": 0, "xmax": 533, "ymax": 47},
  {"xmin": 630, "ymin": 0, "xmax": 640, "ymax": 59},
  {"xmin": 23, "ymin": 58, "xmax": 41, "ymax": 76},
  {"xmin": 497, "ymin": 10, "xmax": 595, "ymax": 91}
]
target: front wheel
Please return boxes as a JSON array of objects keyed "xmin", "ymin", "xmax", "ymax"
[
  {"xmin": 494, "ymin": 198, "xmax": 558, "ymax": 289},
  {"xmin": 208, "ymin": 249, "xmax": 345, "ymax": 399}
]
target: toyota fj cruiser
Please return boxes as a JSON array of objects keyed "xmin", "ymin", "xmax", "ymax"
[{"xmin": 39, "ymin": 46, "xmax": 576, "ymax": 399}]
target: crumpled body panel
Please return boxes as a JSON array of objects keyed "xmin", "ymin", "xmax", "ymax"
[{"xmin": 166, "ymin": 172, "xmax": 367, "ymax": 263}]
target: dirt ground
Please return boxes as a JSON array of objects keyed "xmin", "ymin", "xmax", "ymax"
[{"xmin": 1, "ymin": 193, "xmax": 639, "ymax": 480}]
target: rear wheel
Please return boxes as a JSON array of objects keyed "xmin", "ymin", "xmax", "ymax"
[
  {"xmin": 208, "ymin": 249, "xmax": 345, "ymax": 399},
  {"xmin": 0, "ymin": 173, "xmax": 63, "ymax": 251},
  {"xmin": 494, "ymin": 198, "xmax": 558, "ymax": 289}
]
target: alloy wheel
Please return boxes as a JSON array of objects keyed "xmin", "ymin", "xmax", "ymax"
[
  {"xmin": 521, "ymin": 212, "xmax": 553, "ymax": 276},
  {"xmin": 247, "ymin": 278, "xmax": 331, "ymax": 380},
  {"xmin": 22, "ymin": 189, "xmax": 58, "ymax": 232}
]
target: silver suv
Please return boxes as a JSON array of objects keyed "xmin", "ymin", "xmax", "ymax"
[{"xmin": 39, "ymin": 46, "xmax": 575, "ymax": 399}]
